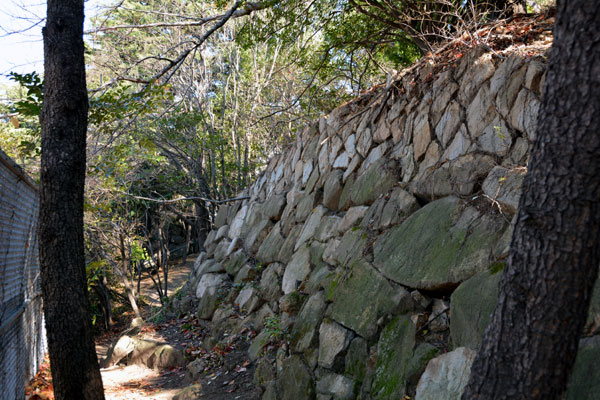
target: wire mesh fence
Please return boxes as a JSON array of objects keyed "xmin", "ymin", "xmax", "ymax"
[{"xmin": 0, "ymin": 148, "xmax": 45, "ymax": 400}]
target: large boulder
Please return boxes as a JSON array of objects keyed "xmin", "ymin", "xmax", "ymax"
[{"xmin": 373, "ymin": 196, "xmax": 507, "ymax": 291}]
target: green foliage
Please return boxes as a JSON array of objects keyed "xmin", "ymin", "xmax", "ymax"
[{"xmin": 264, "ymin": 315, "xmax": 284, "ymax": 340}]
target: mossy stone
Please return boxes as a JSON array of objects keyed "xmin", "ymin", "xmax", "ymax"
[
  {"xmin": 276, "ymin": 355, "xmax": 316, "ymax": 400},
  {"xmin": 450, "ymin": 267, "xmax": 502, "ymax": 349},
  {"xmin": 371, "ymin": 315, "xmax": 416, "ymax": 399},
  {"xmin": 373, "ymin": 196, "xmax": 507, "ymax": 291},
  {"xmin": 566, "ymin": 336, "xmax": 600, "ymax": 399},
  {"xmin": 329, "ymin": 258, "xmax": 397, "ymax": 339},
  {"xmin": 350, "ymin": 159, "xmax": 398, "ymax": 206}
]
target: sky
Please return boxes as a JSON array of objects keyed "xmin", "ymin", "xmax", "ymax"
[{"xmin": 0, "ymin": 0, "xmax": 105, "ymax": 85}]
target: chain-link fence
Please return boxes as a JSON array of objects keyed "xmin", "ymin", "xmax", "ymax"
[{"xmin": 0, "ymin": 148, "xmax": 45, "ymax": 400}]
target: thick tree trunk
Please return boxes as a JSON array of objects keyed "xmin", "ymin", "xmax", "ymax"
[
  {"xmin": 462, "ymin": 1, "xmax": 600, "ymax": 399},
  {"xmin": 39, "ymin": 1, "xmax": 105, "ymax": 399}
]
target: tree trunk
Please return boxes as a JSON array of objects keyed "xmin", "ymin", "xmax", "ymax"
[
  {"xmin": 117, "ymin": 234, "xmax": 141, "ymax": 318},
  {"xmin": 462, "ymin": 2, "xmax": 600, "ymax": 399},
  {"xmin": 39, "ymin": 1, "xmax": 105, "ymax": 399}
]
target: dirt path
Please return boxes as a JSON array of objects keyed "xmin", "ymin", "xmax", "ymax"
[
  {"xmin": 98, "ymin": 256, "xmax": 197, "ymax": 400},
  {"xmin": 138, "ymin": 256, "xmax": 197, "ymax": 308}
]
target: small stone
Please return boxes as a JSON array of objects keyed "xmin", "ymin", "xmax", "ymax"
[{"xmin": 318, "ymin": 319, "xmax": 353, "ymax": 368}]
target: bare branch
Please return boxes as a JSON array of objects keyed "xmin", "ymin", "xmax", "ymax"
[{"xmin": 84, "ymin": 1, "xmax": 269, "ymax": 35}]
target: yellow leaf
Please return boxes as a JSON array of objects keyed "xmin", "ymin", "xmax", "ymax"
[{"xmin": 10, "ymin": 116, "xmax": 19, "ymax": 128}]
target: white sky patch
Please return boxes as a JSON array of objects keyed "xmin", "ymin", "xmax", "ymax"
[{"xmin": 0, "ymin": 0, "xmax": 105, "ymax": 84}]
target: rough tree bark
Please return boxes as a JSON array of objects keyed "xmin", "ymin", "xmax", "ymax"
[
  {"xmin": 39, "ymin": 1, "xmax": 105, "ymax": 399},
  {"xmin": 462, "ymin": 1, "xmax": 600, "ymax": 399}
]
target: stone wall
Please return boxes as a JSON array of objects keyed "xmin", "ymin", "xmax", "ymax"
[{"xmin": 179, "ymin": 43, "xmax": 600, "ymax": 399}]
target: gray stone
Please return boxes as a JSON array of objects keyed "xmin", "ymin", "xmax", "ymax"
[
  {"xmin": 329, "ymin": 258, "xmax": 397, "ymax": 339},
  {"xmin": 306, "ymin": 264, "xmax": 333, "ymax": 295},
  {"xmin": 262, "ymin": 194, "xmax": 287, "ymax": 221},
  {"xmin": 492, "ymin": 59, "xmax": 527, "ymax": 118},
  {"xmin": 482, "ymin": 166, "xmax": 526, "ymax": 214},
  {"xmin": 318, "ymin": 319, "xmax": 353, "ymax": 369},
  {"xmin": 302, "ymin": 161, "xmax": 314, "ymax": 184},
  {"xmin": 196, "ymin": 273, "xmax": 229, "ymax": 320},
  {"xmin": 253, "ymin": 304, "xmax": 276, "ymax": 331},
  {"xmin": 345, "ymin": 133, "xmax": 356, "ymax": 156},
  {"xmin": 359, "ymin": 142, "xmax": 389, "ymax": 175},
  {"xmin": 277, "ymin": 355, "xmax": 316, "ymax": 400},
  {"xmin": 333, "ymin": 151, "xmax": 349, "ymax": 169},
  {"xmin": 379, "ymin": 188, "xmax": 419, "ymax": 229},
  {"xmin": 415, "ymin": 347, "xmax": 476, "ymax": 400},
  {"xmin": 305, "ymin": 166, "xmax": 321, "ymax": 194},
  {"xmin": 405, "ymin": 343, "xmax": 440, "ymax": 389},
  {"xmin": 296, "ymin": 191, "xmax": 319, "ymax": 223},
  {"xmin": 356, "ymin": 127, "xmax": 373, "ymax": 158},
  {"xmin": 371, "ymin": 315, "xmax": 416, "ymax": 399},
  {"xmin": 316, "ymin": 372, "xmax": 355, "ymax": 400},
  {"xmin": 228, "ymin": 204, "xmax": 248, "ymax": 240},
  {"xmin": 509, "ymin": 89, "xmax": 541, "ymax": 141},
  {"xmin": 330, "ymin": 136, "xmax": 344, "ymax": 165},
  {"xmin": 435, "ymin": 101, "xmax": 462, "ymax": 148},
  {"xmin": 249, "ymin": 330, "xmax": 272, "ymax": 361},
  {"xmin": 254, "ymin": 358, "xmax": 276, "ymax": 388},
  {"xmin": 466, "ymin": 84, "xmax": 497, "ymax": 138},
  {"xmin": 350, "ymin": 159, "xmax": 398, "ymax": 206},
  {"xmin": 413, "ymin": 154, "xmax": 496, "ymax": 199},
  {"xmin": 292, "ymin": 291, "xmax": 327, "ymax": 352},
  {"xmin": 282, "ymin": 246, "xmax": 312, "ymax": 294},
  {"xmin": 457, "ymin": 51, "xmax": 495, "ymax": 104},
  {"xmin": 295, "ymin": 205, "xmax": 328, "ymax": 251},
  {"xmin": 233, "ymin": 264, "xmax": 254, "ymax": 284},
  {"xmin": 215, "ymin": 205, "xmax": 229, "ymax": 228},
  {"xmin": 224, "ymin": 249, "xmax": 248, "ymax": 276},
  {"xmin": 215, "ymin": 225, "xmax": 229, "ymax": 241},
  {"xmin": 373, "ymin": 197, "xmax": 507, "ymax": 290},
  {"xmin": 345, "ymin": 337, "xmax": 369, "ymax": 381},
  {"xmin": 442, "ymin": 125, "xmax": 471, "ymax": 161},
  {"xmin": 477, "ymin": 117, "xmax": 513, "ymax": 156},
  {"xmin": 278, "ymin": 224, "xmax": 302, "ymax": 264},
  {"xmin": 279, "ymin": 291, "xmax": 306, "ymax": 315},
  {"xmin": 263, "ymin": 381, "xmax": 278, "ymax": 400},
  {"xmin": 329, "ymin": 228, "xmax": 368, "ymax": 267},
  {"xmin": 373, "ymin": 118, "xmax": 391, "ymax": 143},
  {"xmin": 428, "ymin": 299, "xmax": 450, "ymax": 332},
  {"xmin": 413, "ymin": 112, "xmax": 431, "ymax": 160},
  {"xmin": 234, "ymin": 287, "xmax": 262, "ymax": 314},
  {"xmin": 391, "ymin": 114, "xmax": 406, "ymax": 145},
  {"xmin": 431, "ymin": 80, "xmax": 459, "ymax": 127},
  {"xmin": 508, "ymin": 136, "xmax": 529, "ymax": 165},
  {"xmin": 244, "ymin": 219, "xmax": 274, "ymax": 256},
  {"xmin": 323, "ymin": 170, "xmax": 344, "ymax": 210},
  {"xmin": 256, "ymin": 222, "xmax": 286, "ymax": 264},
  {"xmin": 213, "ymin": 239, "xmax": 231, "ymax": 262},
  {"xmin": 337, "ymin": 206, "xmax": 369, "ymax": 233},
  {"xmin": 566, "ymin": 336, "xmax": 600, "ymax": 399},
  {"xmin": 322, "ymin": 238, "xmax": 341, "ymax": 266},
  {"xmin": 343, "ymin": 155, "xmax": 362, "ymax": 183},
  {"xmin": 361, "ymin": 198, "xmax": 386, "ymax": 230},
  {"xmin": 450, "ymin": 267, "xmax": 503, "ymax": 350},
  {"xmin": 525, "ymin": 59, "xmax": 546, "ymax": 93},
  {"xmin": 315, "ymin": 215, "xmax": 341, "ymax": 242}
]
